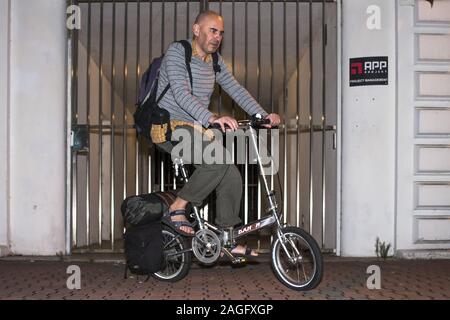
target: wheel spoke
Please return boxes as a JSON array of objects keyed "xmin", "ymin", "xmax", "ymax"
[{"xmin": 273, "ymin": 228, "xmax": 321, "ymax": 290}]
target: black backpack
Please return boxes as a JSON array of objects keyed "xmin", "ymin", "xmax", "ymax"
[
  {"xmin": 122, "ymin": 191, "xmax": 178, "ymax": 280},
  {"xmin": 133, "ymin": 40, "xmax": 221, "ymax": 146}
]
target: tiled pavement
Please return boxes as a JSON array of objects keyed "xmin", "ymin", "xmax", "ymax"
[{"xmin": 0, "ymin": 256, "xmax": 448, "ymax": 300}]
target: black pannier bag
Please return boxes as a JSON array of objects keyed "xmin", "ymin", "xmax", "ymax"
[
  {"xmin": 121, "ymin": 191, "xmax": 177, "ymax": 226},
  {"xmin": 123, "ymin": 222, "xmax": 163, "ymax": 278},
  {"xmin": 121, "ymin": 191, "xmax": 177, "ymax": 280}
]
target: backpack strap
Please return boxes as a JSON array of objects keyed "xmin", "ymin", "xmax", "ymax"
[
  {"xmin": 156, "ymin": 83, "xmax": 170, "ymax": 104},
  {"xmin": 177, "ymin": 40, "xmax": 193, "ymax": 94},
  {"xmin": 212, "ymin": 52, "xmax": 221, "ymax": 74}
]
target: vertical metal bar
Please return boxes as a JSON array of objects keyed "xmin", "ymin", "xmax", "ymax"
[
  {"xmin": 110, "ymin": 0, "xmax": 116, "ymax": 250},
  {"xmin": 308, "ymin": 0, "xmax": 314, "ymax": 234},
  {"xmin": 148, "ymin": 0, "xmax": 153, "ymax": 194},
  {"xmin": 336, "ymin": 0, "xmax": 342, "ymax": 256},
  {"xmin": 256, "ymin": 0, "xmax": 261, "ymax": 249},
  {"xmin": 174, "ymin": 1, "xmax": 177, "ymax": 41},
  {"xmin": 68, "ymin": 0, "xmax": 78, "ymax": 253},
  {"xmin": 257, "ymin": 0, "xmax": 261, "ymax": 117},
  {"xmin": 283, "ymin": 0, "xmax": 287, "ymax": 225},
  {"xmin": 148, "ymin": 152, "xmax": 152, "ymax": 193},
  {"xmin": 243, "ymin": 0, "xmax": 249, "ymax": 226},
  {"xmin": 159, "ymin": 2, "xmax": 165, "ymax": 194},
  {"xmin": 231, "ymin": 0, "xmax": 235, "ymax": 117},
  {"xmin": 270, "ymin": 0, "xmax": 274, "ymax": 115},
  {"xmin": 218, "ymin": 0, "xmax": 222, "ymax": 116},
  {"xmin": 186, "ymin": 0, "xmax": 190, "ymax": 39},
  {"xmin": 162, "ymin": 0, "xmax": 165, "ymax": 53},
  {"xmin": 257, "ymin": 0, "xmax": 261, "ymax": 220},
  {"xmin": 123, "ymin": 0, "xmax": 128, "ymax": 201},
  {"xmin": 321, "ymin": 0, "xmax": 327, "ymax": 248},
  {"xmin": 244, "ymin": 141, "xmax": 249, "ymax": 225},
  {"xmin": 270, "ymin": 0, "xmax": 274, "ymax": 191},
  {"xmin": 98, "ymin": 0, "xmax": 105, "ymax": 247},
  {"xmin": 74, "ymin": 0, "xmax": 80, "ymax": 250},
  {"xmin": 150, "ymin": 0, "xmax": 153, "ymax": 57},
  {"xmin": 136, "ymin": 0, "xmax": 141, "ymax": 196},
  {"xmin": 86, "ymin": 1, "xmax": 92, "ymax": 247},
  {"xmin": 160, "ymin": 161, "xmax": 164, "ymax": 192},
  {"xmin": 244, "ymin": 0, "xmax": 248, "ymax": 90},
  {"xmin": 296, "ymin": 0, "xmax": 301, "ymax": 228}
]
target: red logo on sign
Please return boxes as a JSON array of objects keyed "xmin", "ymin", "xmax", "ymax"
[{"xmin": 350, "ymin": 62, "xmax": 363, "ymax": 75}]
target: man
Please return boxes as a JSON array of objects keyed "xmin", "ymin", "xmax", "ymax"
[{"xmin": 152, "ymin": 10, "xmax": 280, "ymax": 256}]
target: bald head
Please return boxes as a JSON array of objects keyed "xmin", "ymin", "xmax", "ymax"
[
  {"xmin": 194, "ymin": 10, "xmax": 222, "ymax": 25},
  {"xmin": 192, "ymin": 10, "xmax": 224, "ymax": 57}
]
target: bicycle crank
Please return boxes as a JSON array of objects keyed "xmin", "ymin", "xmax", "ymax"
[{"xmin": 192, "ymin": 229, "xmax": 222, "ymax": 264}]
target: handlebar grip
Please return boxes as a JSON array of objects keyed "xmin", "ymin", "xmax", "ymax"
[
  {"xmin": 254, "ymin": 118, "xmax": 271, "ymax": 125},
  {"xmin": 209, "ymin": 123, "xmax": 231, "ymax": 130}
]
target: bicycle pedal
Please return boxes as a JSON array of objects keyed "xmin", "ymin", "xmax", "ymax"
[{"xmin": 232, "ymin": 257, "xmax": 247, "ymax": 264}]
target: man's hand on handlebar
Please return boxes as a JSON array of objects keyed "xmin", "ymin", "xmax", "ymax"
[
  {"xmin": 263, "ymin": 113, "xmax": 281, "ymax": 128},
  {"xmin": 208, "ymin": 113, "xmax": 281, "ymax": 131},
  {"xmin": 208, "ymin": 115, "xmax": 239, "ymax": 132}
]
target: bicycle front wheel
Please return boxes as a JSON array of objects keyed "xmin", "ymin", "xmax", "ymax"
[{"xmin": 271, "ymin": 227, "xmax": 323, "ymax": 291}]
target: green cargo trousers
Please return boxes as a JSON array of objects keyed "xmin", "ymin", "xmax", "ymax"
[{"xmin": 155, "ymin": 125, "xmax": 242, "ymax": 227}]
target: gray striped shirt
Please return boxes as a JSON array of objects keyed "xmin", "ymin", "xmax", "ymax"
[{"xmin": 156, "ymin": 40, "xmax": 268, "ymax": 128}]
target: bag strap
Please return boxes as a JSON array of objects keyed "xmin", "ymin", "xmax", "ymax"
[
  {"xmin": 212, "ymin": 52, "xmax": 221, "ymax": 74},
  {"xmin": 156, "ymin": 83, "xmax": 170, "ymax": 104},
  {"xmin": 177, "ymin": 40, "xmax": 194, "ymax": 94}
]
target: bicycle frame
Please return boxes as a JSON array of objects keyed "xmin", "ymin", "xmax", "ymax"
[
  {"xmin": 173, "ymin": 121, "xmax": 287, "ymax": 244},
  {"xmin": 158, "ymin": 119, "xmax": 323, "ymax": 290}
]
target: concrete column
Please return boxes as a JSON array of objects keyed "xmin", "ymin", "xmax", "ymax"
[
  {"xmin": 7, "ymin": 0, "xmax": 67, "ymax": 255},
  {"xmin": 341, "ymin": 0, "xmax": 396, "ymax": 256}
]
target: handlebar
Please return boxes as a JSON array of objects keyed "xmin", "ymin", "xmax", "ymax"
[{"xmin": 209, "ymin": 116, "xmax": 276, "ymax": 131}]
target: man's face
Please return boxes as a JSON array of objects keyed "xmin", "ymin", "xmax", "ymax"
[{"xmin": 193, "ymin": 15, "xmax": 224, "ymax": 56}]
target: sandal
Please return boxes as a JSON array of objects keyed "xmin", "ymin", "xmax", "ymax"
[
  {"xmin": 166, "ymin": 209, "xmax": 196, "ymax": 237},
  {"xmin": 221, "ymin": 244, "xmax": 258, "ymax": 257},
  {"xmin": 233, "ymin": 245, "xmax": 258, "ymax": 257}
]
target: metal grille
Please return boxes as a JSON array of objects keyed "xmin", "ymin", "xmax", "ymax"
[{"xmin": 68, "ymin": 0, "xmax": 338, "ymax": 253}]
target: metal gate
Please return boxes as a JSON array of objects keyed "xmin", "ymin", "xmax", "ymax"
[{"xmin": 68, "ymin": 0, "xmax": 338, "ymax": 253}]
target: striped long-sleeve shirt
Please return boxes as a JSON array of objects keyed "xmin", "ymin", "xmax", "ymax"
[{"xmin": 156, "ymin": 40, "xmax": 269, "ymax": 128}]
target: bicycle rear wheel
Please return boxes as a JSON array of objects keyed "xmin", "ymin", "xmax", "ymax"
[
  {"xmin": 271, "ymin": 227, "xmax": 323, "ymax": 291},
  {"xmin": 152, "ymin": 226, "xmax": 191, "ymax": 282}
]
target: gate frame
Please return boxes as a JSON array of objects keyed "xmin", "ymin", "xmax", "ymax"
[{"xmin": 64, "ymin": 0, "xmax": 343, "ymax": 256}]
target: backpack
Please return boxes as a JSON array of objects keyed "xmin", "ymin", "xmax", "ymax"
[
  {"xmin": 133, "ymin": 40, "xmax": 221, "ymax": 146},
  {"xmin": 121, "ymin": 191, "xmax": 178, "ymax": 280}
]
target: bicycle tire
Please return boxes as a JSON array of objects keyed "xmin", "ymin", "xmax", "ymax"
[
  {"xmin": 152, "ymin": 226, "xmax": 192, "ymax": 282},
  {"xmin": 271, "ymin": 226, "xmax": 323, "ymax": 291}
]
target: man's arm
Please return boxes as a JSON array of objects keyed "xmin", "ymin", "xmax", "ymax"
[
  {"xmin": 216, "ymin": 55, "xmax": 269, "ymax": 118},
  {"xmin": 164, "ymin": 42, "xmax": 214, "ymax": 128}
]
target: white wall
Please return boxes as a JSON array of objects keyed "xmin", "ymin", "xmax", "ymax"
[
  {"xmin": 7, "ymin": 0, "xmax": 67, "ymax": 255},
  {"xmin": 0, "ymin": 0, "xmax": 10, "ymax": 256},
  {"xmin": 341, "ymin": 0, "xmax": 396, "ymax": 256}
]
